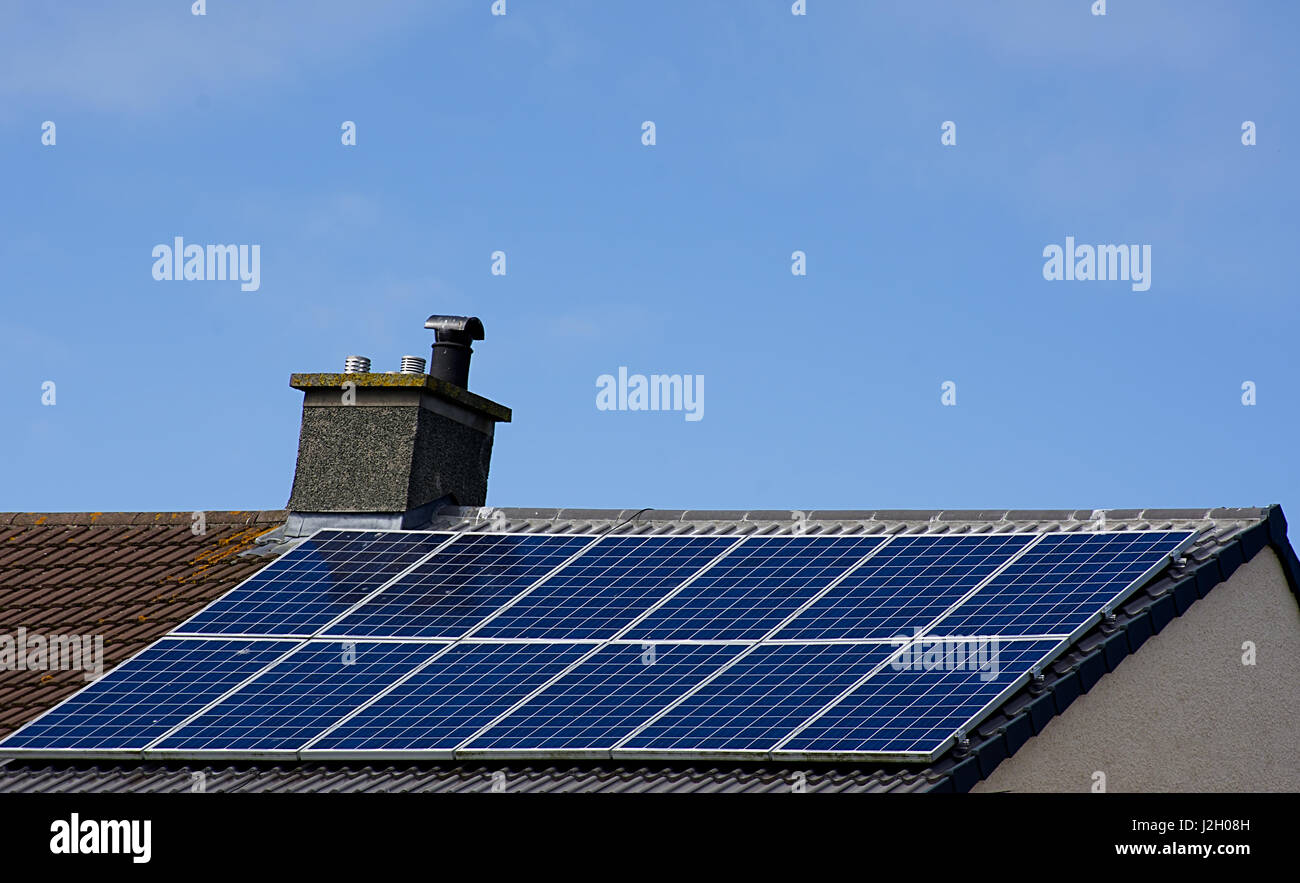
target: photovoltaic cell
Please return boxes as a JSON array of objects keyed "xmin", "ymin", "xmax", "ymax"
[
  {"xmin": 155, "ymin": 641, "xmax": 445, "ymax": 752},
  {"xmin": 624, "ymin": 535, "xmax": 886, "ymax": 642},
  {"xmin": 623, "ymin": 643, "xmax": 894, "ymax": 753},
  {"xmin": 179, "ymin": 530, "xmax": 450, "ymax": 637},
  {"xmin": 779, "ymin": 639, "xmax": 1059, "ymax": 756},
  {"xmin": 308, "ymin": 642, "xmax": 589, "ymax": 753},
  {"xmin": 928, "ymin": 531, "xmax": 1194, "ymax": 637},
  {"xmin": 466, "ymin": 643, "xmax": 745, "ymax": 751},
  {"xmin": 0, "ymin": 639, "xmax": 297, "ymax": 751},
  {"xmin": 322, "ymin": 533, "xmax": 592, "ymax": 639},
  {"xmin": 0, "ymin": 528, "xmax": 1198, "ymax": 762},
  {"xmin": 773, "ymin": 534, "xmax": 1035, "ymax": 641},
  {"xmin": 472, "ymin": 535, "xmax": 738, "ymax": 641}
]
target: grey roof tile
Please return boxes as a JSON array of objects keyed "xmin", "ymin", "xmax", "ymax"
[
  {"xmin": 0, "ymin": 761, "xmax": 924, "ymax": 794},
  {"xmin": 1003, "ymin": 509, "xmax": 1076, "ymax": 521}
]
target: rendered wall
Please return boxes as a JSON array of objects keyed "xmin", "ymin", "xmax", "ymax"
[{"xmin": 974, "ymin": 547, "xmax": 1300, "ymax": 792}]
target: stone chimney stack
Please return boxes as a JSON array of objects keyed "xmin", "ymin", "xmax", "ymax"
[{"xmin": 285, "ymin": 314, "xmax": 510, "ymax": 530}]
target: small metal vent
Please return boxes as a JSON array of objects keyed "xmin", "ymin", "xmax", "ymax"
[
  {"xmin": 343, "ymin": 356, "xmax": 371, "ymax": 374},
  {"xmin": 398, "ymin": 355, "xmax": 427, "ymax": 375}
]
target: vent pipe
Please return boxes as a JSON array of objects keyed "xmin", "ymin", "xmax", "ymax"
[
  {"xmin": 343, "ymin": 356, "xmax": 371, "ymax": 374},
  {"xmin": 424, "ymin": 315, "xmax": 485, "ymax": 389},
  {"xmin": 398, "ymin": 355, "xmax": 427, "ymax": 375}
]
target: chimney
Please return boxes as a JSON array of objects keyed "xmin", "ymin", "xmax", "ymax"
[{"xmin": 285, "ymin": 314, "xmax": 511, "ymax": 530}]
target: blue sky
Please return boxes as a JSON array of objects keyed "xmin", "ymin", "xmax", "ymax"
[{"xmin": 3, "ymin": 1, "xmax": 1296, "ymax": 515}]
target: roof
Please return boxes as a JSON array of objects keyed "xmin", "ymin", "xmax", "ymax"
[
  {"xmin": 0, "ymin": 759, "xmax": 926, "ymax": 794},
  {"xmin": 0, "ymin": 511, "xmax": 285, "ymax": 738},
  {"xmin": 1, "ymin": 504, "xmax": 1296, "ymax": 793}
]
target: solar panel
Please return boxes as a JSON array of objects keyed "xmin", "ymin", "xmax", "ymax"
[
  {"xmin": 928, "ymin": 531, "xmax": 1194, "ymax": 637},
  {"xmin": 178, "ymin": 530, "xmax": 451, "ymax": 637},
  {"xmin": 772, "ymin": 533, "xmax": 1035, "ymax": 641},
  {"xmin": 471, "ymin": 535, "xmax": 739, "ymax": 641},
  {"xmin": 0, "ymin": 639, "xmax": 297, "ymax": 752},
  {"xmin": 321, "ymin": 533, "xmax": 592, "ymax": 639},
  {"xmin": 618, "ymin": 643, "xmax": 895, "ymax": 755},
  {"xmin": 0, "ymin": 526, "xmax": 1200, "ymax": 763},
  {"xmin": 154, "ymin": 641, "xmax": 446, "ymax": 753},
  {"xmin": 624, "ymin": 535, "xmax": 887, "ymax": 642},
  {"xmin": 776, "ymin": 638, "xmax": 1059, "ymax": 757},
  {"xmin": 305, "ymin": 642, "xmax": 589, "ymax": 756},
  {"xmin": 464, "ymin": 642, "xmax": 745, "ymax": 753}
]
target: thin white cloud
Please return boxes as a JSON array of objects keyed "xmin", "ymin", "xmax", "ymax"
[
  {"xmin": 0, "ymin": 0, "xmax": 436, "ymax": 113},
  {"xmin": 873, "ymin": 0, "xmax": 1245, "ymax": 70}
]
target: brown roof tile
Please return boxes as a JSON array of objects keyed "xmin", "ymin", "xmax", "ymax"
[{"xmin": 0, "ymin": 511, "xmax": 285, "ymax": 738}]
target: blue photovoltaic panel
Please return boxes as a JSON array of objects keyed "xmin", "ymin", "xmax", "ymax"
[
  {"xmin": 321, "ymin": 533, "xmax": 591, "ymax": 639},
  {"xmin": 779, "ymin": 639, "xmax": 1059, "ymax": 756},
  {"xmin": 466, "ymin": 643, "xmax": 745, "ymax": 751},
  {"xmin": 0, "ymin": 639, "xmax": 296, "ymax": 752},
  {"xmin": 472, "ymin": 535, "xmax": 738, "ymax": 641},
  {"xmin": 10, "ymin": 528, "xmax": 1197, "ymax": 761},
  {"xmin": 309, "ymin": 642, "xmax": 589, "ymax": 752},
  {"xmin": 928, "ymin": 531, "xmax": 1194, "ymax": 637},
  {"xmin": 155, "ymin": 641, "xmax": 445, "ymax": 752},
  {"xmin": 624, "ymin": 643, "xmax": 894, "ymax": 753},
  {"xmin": 180, "ymin": 530, "xmax": 450, "ymax": 637},
  {"xmin": 624, "ymin": 535, "xmax": 886, "ymax": 642},
  {"xmin": 772, "ymin": 534, "xmax": 1035, "ymax": 641}
]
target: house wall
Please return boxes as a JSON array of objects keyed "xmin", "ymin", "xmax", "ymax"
[{"xmin": 973, "ymin": 547, "xmax": 1300, "ymax": 792}]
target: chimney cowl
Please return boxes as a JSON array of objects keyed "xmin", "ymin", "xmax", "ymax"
[
  {"xmin": 424, "ymin": 315, "xmax": 484, "ymax": 389},
  {"xmin": 398, "ymin": 355, "xmax": 427, "ymax": 375},
  {"xmin": 424, "ymin": 315, "xmax": 485, "ymax": 338}
]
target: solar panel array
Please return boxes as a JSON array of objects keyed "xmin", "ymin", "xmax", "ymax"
[{"xmin": 0, "ymin": 526, "xmax": 1195, "ymax": 761}]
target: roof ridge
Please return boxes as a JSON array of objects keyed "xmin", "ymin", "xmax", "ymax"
[{"xmin": 438, "ymin": 505, "xmax": 1270, "ymax": 523}]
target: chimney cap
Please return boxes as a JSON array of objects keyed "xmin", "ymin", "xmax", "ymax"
[{"xmin": 424, "ymin": 315, "xmax": 484, "ymax": 340}]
